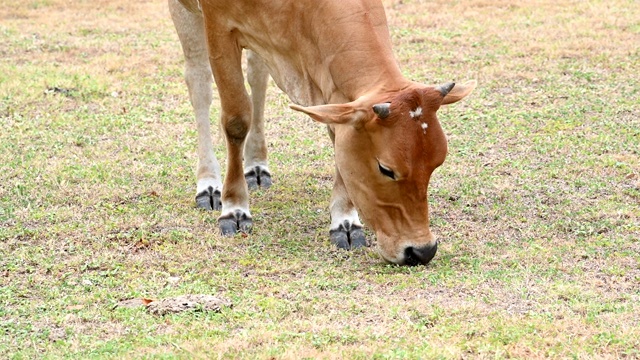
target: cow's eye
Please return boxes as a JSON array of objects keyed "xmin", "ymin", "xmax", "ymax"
[{"xmin": 378, "ymin": 162, "xmax": 396, "ymax": 180}]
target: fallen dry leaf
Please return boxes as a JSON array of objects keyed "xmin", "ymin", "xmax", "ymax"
[{"xmin": 113, "ymin": 298, "xmax": 156, "ymax": 309}]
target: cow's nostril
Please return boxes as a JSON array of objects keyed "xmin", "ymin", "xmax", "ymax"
[{"xmin": 403, "ymin": 242, "xmax": 438, "ymax": 266}]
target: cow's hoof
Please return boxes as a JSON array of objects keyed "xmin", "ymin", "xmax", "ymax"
[
  {"xmin": 349, "ymin": 227, "xmax": 367, "ymax": 249},
  {"xmin": 245, "ymin": 166, "xmax": 272, "ymax": 190},
  {"xmin": 330, "ymin": 224, "xmax": 368, "ymax": 250},
  {"xmin": 330, "ymin": 230, "xmax": 350, "ymax": 249},
  {"xmin": 219, "ymin": 210, "xmax": 252, "ymax": 236},
  {"xmin": 196, "ymin": 186, "xmax": 222, "ymax": 211}
]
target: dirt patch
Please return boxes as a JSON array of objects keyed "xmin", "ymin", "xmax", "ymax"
[{"xmin": 115, "ymin": 295, "xmax": 233, "ymax": 316}]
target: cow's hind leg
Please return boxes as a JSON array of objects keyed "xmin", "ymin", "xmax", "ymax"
[
  {"xmin": 327, "ymin": 127, "xmax": 368, "ymax": 249},
  {"xmin": 244, "ymin": 51, "xmax": 272, "ymax": 190},
  {"xmin": 169, "ymin": 0, "xmax": 222, "ymax": 210}
]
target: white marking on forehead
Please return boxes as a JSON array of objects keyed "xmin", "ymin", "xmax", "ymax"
[
  {"xmin": 409, "ymin": 106, "xmax": 422, "ymax": 118},
  {"xmin": 421, "ymin": 122, "xmax": 428, "ymax": 134}
]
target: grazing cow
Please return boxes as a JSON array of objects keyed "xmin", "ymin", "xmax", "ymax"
[{"xmin": 168, "ymin": 0, "xmax": 476, "ymax": 265}]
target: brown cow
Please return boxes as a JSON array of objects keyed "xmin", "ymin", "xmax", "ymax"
[{"xmin": 169, "ymin": 0, "xmax": 476, "ymax": 265}]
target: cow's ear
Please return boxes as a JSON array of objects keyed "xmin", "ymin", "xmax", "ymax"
[
  {"xmin": 289, "ymin": 101, "xmax": 368, "ymax": 126},
  {"xmin": 440, "ymin": 80, "xmax": 477, "ymax": 105}
]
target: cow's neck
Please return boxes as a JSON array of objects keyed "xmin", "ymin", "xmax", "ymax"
[
  {"xmin": 321, "ymin": 46, "xmax": 408, "ymax": 103},
  {"xmin": 268, "ymin": 53, "xmax": 408, "ymax": 106},
  {"xmin": 254, "ymin": 1, "xmax": 410, "ymax": 105}
]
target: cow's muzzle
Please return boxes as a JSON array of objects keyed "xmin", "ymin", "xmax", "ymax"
[{"xmin": 402, "ymin": 241, "xmax": 438, "ymax": 266}]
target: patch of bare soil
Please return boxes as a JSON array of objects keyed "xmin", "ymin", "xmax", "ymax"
[{"xmin": 115, "ymin": 294, "xmax": 232, "ymax": 316}]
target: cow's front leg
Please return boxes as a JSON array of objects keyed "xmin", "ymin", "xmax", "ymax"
[
  {"xmin": 217, "ymin": 105, "xmax": 253, "ymax": 236},
  {"xmin": 202, "ymin": 20, "xmax": 253, "ymax": 235},
  {"xmin": 169, "ymin": 0, "xmax": 222, "ymax": 210},
  {"xmin": 327, "ymin": 126, "xmax": 368, "ymax": 249},
  {"xmin": 329, "ymin": 165, "xmax": 368, "ymax": 249},
  {"xmin": 243, "ymin": 50, "xmax": 272, "ymax": 190}
]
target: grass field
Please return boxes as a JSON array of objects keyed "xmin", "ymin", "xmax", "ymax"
[{"xmin": 1, "ymin": 0, "xmax": 639, "ymax": 358}]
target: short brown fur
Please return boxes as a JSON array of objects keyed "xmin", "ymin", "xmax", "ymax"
[{"xmin": 169, "ymin": 0, "xmax": 476, "ymax": 265}]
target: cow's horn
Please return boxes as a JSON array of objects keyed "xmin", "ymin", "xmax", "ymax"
[
  {"xmin": 372, "ymin": 103, "xmax": 391, "ymax": 119},
  {"xmin": 437, "ymin": 82, "xmax": 456, "ymax": 96}
]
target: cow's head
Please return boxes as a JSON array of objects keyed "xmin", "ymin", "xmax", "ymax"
[{"xmin": 291, "ymin": 80, "xmax": 476, "ymax": 265}]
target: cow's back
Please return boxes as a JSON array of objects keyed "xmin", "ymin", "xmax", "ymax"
[{"xmin": 178, "ymin": 0, "xmax": 403, "ymax": 105}]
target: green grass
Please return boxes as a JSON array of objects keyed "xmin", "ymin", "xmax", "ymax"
[{"xmin": 1, "ymin": 0, "xmax": 639, "ymax": 358}]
